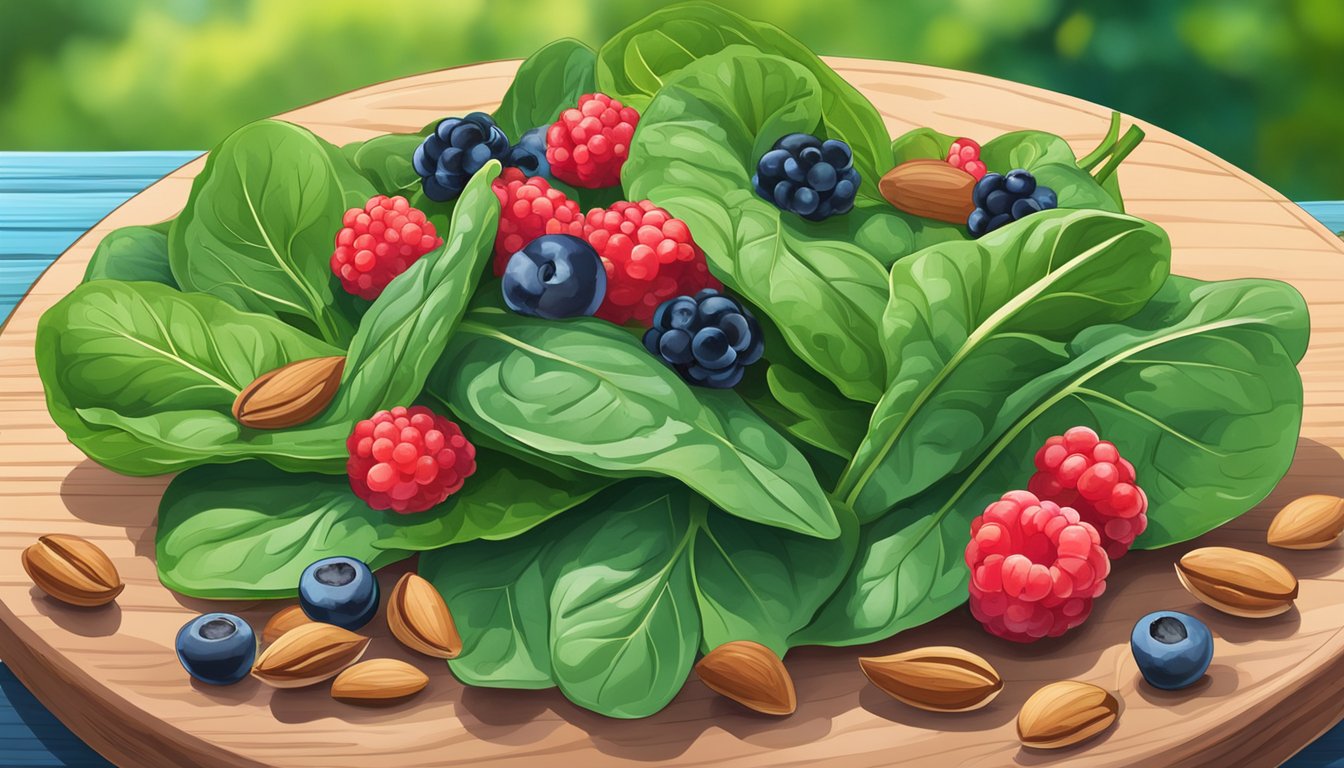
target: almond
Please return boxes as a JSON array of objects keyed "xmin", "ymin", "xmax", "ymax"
[
  {"xmin": 232, "ymin": 356, "xmax": 345, "ymax": 429},
  {"xmin": 21, "ymin": 534, "xmax": 124, "ymax": 607},
  {"xmin": 879, "ymin": 159, "xmax": 977, "ymax": 223},
  {"xmin": 387, "ymin": 573, "xmax": 462, "ymax": 659},
  {"xmin": 1017, "ymin": 680, "xmax": 1119, "ymax": 749},
  {"xmin": 1176, "ymin": 546, "xmax": 1298, "ymax": 618},
  {"xmin": 262, "ymin": 605, "xmax": 312, "ymax": 645},
  {"xmin": 1268, "ymin": 494, "xmax": 1344, "ymax": 550},
  {"xmin": 331, "ymin": 659, "xmax": 428, "ymax": 704},
  {"xmin": 859, "ymin": 646, "xmax": 1002, "ymax": 712},
  {"xmin": 251, "ymin": 622, "xmax": 369, "ymax": 688},
  {"xmin": 694, "ymin": 640, "xmax": 796, "ymax": 716}
]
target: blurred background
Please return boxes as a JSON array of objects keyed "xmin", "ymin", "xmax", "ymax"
[{"xmin": 1, "ymin": 0, "xmax": 1338, "ymax": 199}]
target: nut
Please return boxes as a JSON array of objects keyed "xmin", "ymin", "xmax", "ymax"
[
  {"xmin": 232, "ymin": 356, "xmax": 345, "ymax": 429},
  {"xmin": 858, "ymin": 646, "xmax": 1002, "ymax": 712},
  {"xmin": 387, "ymin": 573, "xmax": 462, "ymax": 659},
  {"xmin": 1268, "ymin": 495, "xmax": 1344, "ymax": 550},
  {"xmin": 331, "ymin": 659, "xmax": 428, "ymax": 704},
  {"xmin": 694, "ymin": 640, "xmax": 796, "ymax": 716},
  {"xmin": 1017, "ymin": 680, "xmax": 1119, "ymax": 749},
  {"xmin": 21, "ymin": 534, "xmax": 124, "ymax": 607},
  {"xmin": 879, "ymin": 159, "xmax": 977, "ymax": 223},
  {"xmin": 262, "ymin": 605, "xmax": 312, "ymax": 644},
  {"xmin": 250, "ymin": 622, "xmax": 369, "ymax": 688},
  {"xmin": 1176, "ymin": 546, "xmax": 1298, "ymax": 618}
]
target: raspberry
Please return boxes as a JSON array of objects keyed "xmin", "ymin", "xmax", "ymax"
[
  {"xmin": 1027, "ymin": 426, "xmax": 1149, "ymax": 559},
  {"xmin": 490, "ymin": 167, "xmax": 585, "ymax": 276},
  {"xmin": 965, "ymin": 490, "xmax": 1110, "ymax": 643},
  {"xmin": 947, "ymin": 137, "xmax": 987, "ymax": 180},
  {"xmin": 582, "ymin": 200, "xmax": 721, "ymax": 325},
  {"xmin": 346, "ymin": 405, "xmax": 477, "ymax": 514},
  {"xmin": 546, "ymin": 93, "xmax": 638, "ymax": 188},
  {"xmin": 331, "ymin": 195, "xmax": 443, "ymax": 300}
]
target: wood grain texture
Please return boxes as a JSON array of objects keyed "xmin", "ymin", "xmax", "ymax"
[{"xmin": 1, "ymin": 57, "xmax": 1342, "ymax": 768}]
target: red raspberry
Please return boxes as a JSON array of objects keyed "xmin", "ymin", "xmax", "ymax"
[
  {"xmin": 1028, "ymin": 426, "xmax": 1149, "ymax": 560},
  {"xmin": 582, "ymin": 200, "xmax": 721, "ymax": 325},
  {"xmin": 966, "ymin": 490, "xmax": 1110, "ymax": 643},
  {"xmin": 546, "ymin": 93, "xmax": 638, "ymax": 188},
  {"xmin": 346, "ymin": 405, "xmax": 477, "ymax": 514},
  {"xmin": 947, "ymin": 137, "xmax": 987, "ymax": 180},
  {"xmin": 490, "ymin": 167, "xmax": 585, "ymax": 275},
  {"xmin": 331, "ymin": 195, "xmax": 443, "ymax": 300}
]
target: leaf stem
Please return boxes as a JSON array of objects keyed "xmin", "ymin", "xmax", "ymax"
[
  {"xmin": 1092, "ymin": 125, "xmax": 1145, "ymax": 185},
  {"xmin": 1078, "ymin": 111, "xmax": 1122, "ymax": 171}
]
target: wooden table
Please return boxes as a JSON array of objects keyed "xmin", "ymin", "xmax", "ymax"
[{"xmin": 3, "ymin": 59, "xmax": 1344, "ymax": 768}]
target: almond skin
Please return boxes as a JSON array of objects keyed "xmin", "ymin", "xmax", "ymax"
[
  {"xmin": 232, "ymin": 356, "xmax": 345, "ymax": 429},
  {"xmin": 859, "ymin": 646, "xmax": 1002, "ymax": 712},
  {"xmin": 1176, "ymin": 546, "xmax": 1298, "ymax": 618},
  {"xmin": 694, "ymin": 640, "xmax": 796, "ymax": 716},
  {"xmin": 1017, "ymin": 681, "xmax": 1119, "ymax": 749},
  {"xmin": 251, "ymin": 622, "xmax": 369, "ymax": 688},
  {"xmin": 388, "ymin": 573, "xmax": 462, "ymax": 659},
  {"xmin": 262, "ymin": 605, "xmax": 313, "ymax": 645},
  {"xmin": 22, "ymin": 534, "xmax": 124, "ymax": 607},
  {"xmin": 331, "ymin": 659, "xmax": 428, "ymax": 704},
  {"xmin": 1268, "ymin": 495, "xmax": 1344, "ymax": 550},
  {"xmin": 879, "ymin": 159, "xmax": 977, "ymax": 223}
]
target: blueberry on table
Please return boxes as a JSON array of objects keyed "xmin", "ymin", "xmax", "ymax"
[
  {"xmin": 175, "ymin": 613, "xmax": 257, "ymax": 685},
  {"xmin": 644, "ymin": 289, "xmax": 763, "ymax": 389},
  {"xmin": 299, "ymin": 557, "xmax": 379, "ymax": 630},
  {"xmin": 1130, "ymin": 610, "xmax": 1214, "ymax": 690},
  {"xmin": 504, "ymin": 125, "xmax": 550, "ymax": 178},
  {"xmin": 753, "ymin": 133, "xmax": 861, "ymax": 221},
  {"xmin": 501, "ymin": 234, "xmax": 606, "ymax": 319},
  {"xmin": 968, "ymin": 168, "xmax": 1058, "ymax": 237},
  {"xmin": 413, "ymin": 112, "xmax": 510, "ymax": 201}
]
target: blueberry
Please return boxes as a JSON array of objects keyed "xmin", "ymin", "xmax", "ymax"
[
  {"xmin": 696, "ymin": 295, "xmax": 738, "ymax": 326},
  {"xmin": 758, "ymin": 149, "xmax": 791, "ymax": 177},
  {"xmin": 1011, "ymin": 197, "xmax": 1044, "ymax": 219},
  {"xmin": 783, "ymin": 157, "xmax": 806, "ymax": 183},
  {"xmin": 821, "ymin": 139, "xmax": 853, "ymax": 170},
  {"xmin": 1031, "ymin": 186, "xmax": 1058, "ymax": 209},
  {"xmin": 658, "ymin": 328, "xmax": 694, "ymax": 365},
  {"xmin": 654, "ymin": 296, "xmax": 697, "ymax": 331},
  {"xmin": 807, "ymin": 162, "xmax": 838, "ymax": 192},
  {"xmin": 1004, "ymin": 169, "xmax": 1037, "ymax": 196},
  {"xmin": 968, "ymin": 208, "xmax": 989, "ymax": 236},
  {"xmin": 799, "ymin": 146, "xmax": 823, "ymax": 166},
  {"xmin": 833, "ymin": 175, "xmax": 857, "ymax": 203},
  {"xmin": 502, "ymin": 234, "xmax": 606, "ymax": 319},
  {"xmin": 987, "ymin": 213, "xmax": 1013, "ymax": 233},
  {"xmin": 777, "ymin": 133, "xmax": 818, "ymax": 154},
  {"xmin": 773, "ymin": 180, "xmax": 795, "ymax": 209},
  {"xmin": 415, "ymin": 113, "xmax": 511, "ymax": 201},
  {"xmin": 687, "ymin": 363, "xmax": 745, "ymax": 389},
  {"xmin": 792, "ymin": 186, "xmax": 820, "ymax": 216},
  {"xmin": 299, "ymin": 556, "xmax": 379, "ymax": 630},
  {"xmin": 504, "ymin": 126, "xmax": 549, "ymax": 177},
  {"xmin": 645, "ymin": 290, "xmax": 761, "ymax": 388},
  {"xmin": 755, "ymin": 133, "xmax": 861, "ymax": 221},
  {"xmin": 719, "ymin": 312, "xmax": 752, "ymax": 350},
  {"xmin": 984, "ymin": 190, "xmax": 1012, "ymax": 216},
  {"xmin": 1130, "ymin": 611, "xmax": 1214, "ymax": 690},
  {"xmin": 972, "ymin": 173, "xmax": 1004, "ymax": 208},
  {"xmin": 691, "ymin": 327, "xmax": 736, "ymax": 370},
  {"xmin": 176, "ymin": 613, "xmax": 256, "ymax": 685},
  {"xmin": 642, "ymin": 328, "xmax": 662, "ymax": 356}
]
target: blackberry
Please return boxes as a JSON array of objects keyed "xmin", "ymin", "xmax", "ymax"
[
  {"xmin": 643, "ymin": 289, "xmax": 763, "ymax": 389},
  {"xmin": 413, "ymin": 113, "xmax": 510, "ymax": 201},
  {"xmin": 504, "ymin": 126, "xmax": 549, "ymax": 178},
  {"xmin": 967, "ymin": 169, "xmax": 1058, "ymax": 237},
  {"xmin": 753, "ymin": 133, "xmax": 860, "ymax": 221}
]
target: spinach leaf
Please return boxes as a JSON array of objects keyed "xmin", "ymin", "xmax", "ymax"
[
  {"xmin": 83, "ymin": 220, "xmax": 177, "ymax": 287},
  {"xmin": 339, "ymin": 133, "xmax": 423, "ymax": 196},
  {"xmin": 493, "ymin": 39, "xmax": 597, "ymax": 141},
  {"xmin": 980, "ymin": 130, "xmax": 1118, "ymax": 214},
  {"xmin": 156, "ymin": 450, "xmax": 612, "ymax": 599},
  {"xmin": 597, "ymin": 2, "xmax": 890, "ymax": 199},
  {"xmin": 798, "ymin": 275, "xmax": 1308, "ymax": 646},
  {"xmin": 835, "ymin": 209, "xmax": 1171, "ymax": 522},
  {"xmin": 430, "ymin": 304, "xmax": 840, "ymax": 539},
  {"xmin": 764, "ymin": 363, "xmax": 867, "ymax": 459},
  {"xmin": 891, "ymin": 127, "xmax": 957, "ymax": 165},
  {"xmin": 169, "ymin": 120, "xmax": 374, "ymax": 345}
]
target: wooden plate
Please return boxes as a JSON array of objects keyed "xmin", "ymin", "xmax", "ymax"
[{"xmin": 2, "ymin": 58, "xmax": 1343, "ymax": 768}]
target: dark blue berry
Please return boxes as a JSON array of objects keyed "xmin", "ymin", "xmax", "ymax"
[
  {"xmin": 645, "ymin": 289, "xmax": 761, "ymax": 389},
  {"xmin": 1011, "ymin": 197, "xmax": 1044, "ymax": 219},
  {"xmin": 984, "ymin": 190, "xmax": 1012, "ymax": 216},
  {"xmin": 692, "ymin": 327, "xmax": 736, "ymax": 370},
  {"xmin": 1031, "ymin": 186, "xmax": 1058, "ymax": 209},
  {"xmin": 176, "ymin": 613, "xmax": 256, "ymax": 685},
  {"xmin": 755, "ymin": 132, "xmax": 860, "ymax": 221},
  {"xmin": 654, "ymin": 296, "xmax": 697, "ymax": 331},
  {"xmin": 720, "ymin": 313, "xmax": 752, "ymax": 350},
  {"xmin": 658, "ymin": 329, "xmax": 694, "ymax": 365},
  {"xmin": 972, "ymin": 173, "xmax": 1004, "ymax": 208},
  {"xmin": 299, "ymin": 557, "xmax": 379, "ymax": 630},
  {"xmin": 1004, "ymin": 169, "xmax": 1037, "ymax": 196},
  {"xmin": 967, "ymin": 168, "xmax": 1057, "ymax": 238},
  {"xmin": 503, "ymin": 126, "xmax": 549, "ymax": 177},
  {"xmin": 502, "ymin": 234, "xmax": 606, "ymax": 319},
  {"xmin": 414, "ymin": 112, "xmax": 510, "ymax": 201},
  {"xmin": 1130, "ymin": 611, "xmax": 1213, "ymax": 690}
]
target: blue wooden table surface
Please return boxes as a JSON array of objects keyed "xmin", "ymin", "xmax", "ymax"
[{"xmin": 0, "ymin": 150, "xmax": 1342, "ymax": 767}]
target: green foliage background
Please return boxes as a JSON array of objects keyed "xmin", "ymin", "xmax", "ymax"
[{"xmin": 1, "ymin": 0, "xmax": 1339, "ymax": 199}]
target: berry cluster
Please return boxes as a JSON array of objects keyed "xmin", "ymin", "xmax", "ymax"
[
  {"xmin": 491, "ymin": 167, "xmax": 584, "ymax": 275},
  {"xmin": 753, "ymin": 133, "xmax": 860, "ymax": 221},
  {"xmin": 947, "ymin": 137, "xmax": 987, "ymax": 180},
  {"xmin": 330, "ymin": 195, "xmax": 443, "ymax": 300},
  {"xmin": 546, "ymin": 93, "xmax": 638, "ymax": 189},
  {"xmin": 1028, "ymin": 426, "xmax": 1149, "ymax": 559},
  {"xmin": 643, "ymin": 289, "xmax": 763, "ymax": 389},
  {"xmin": 346, "ymin": 405, "xmax": 477, "ymax": 514},
  {"xmin": 413, "ymin": 113, "xmax": 511, "ymax": 201},
  {"xmin": 968, "ymin": 169, "xmax": 1058, "ymax": 237}
]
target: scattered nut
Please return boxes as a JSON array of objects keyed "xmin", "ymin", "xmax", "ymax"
[
  {"xmin": 21, "ymin": 534, "xmax": 124, "ymax": 607},
  {"xmin": 1017, "ymin": 680, "xmax": 1119, "ymax": 749},
  {"xmin": 1267, "ymin": 495, "xmax": 1344, "ymax": 550},
  {"xmin": 387, "ymin": 573, "xmax": 462, "ymax": 659},
  {"xmin": 250, "ymin": 622, "xmax": 369, "ymax": 688},
  {"xmin": 331, "ymin": 658, "xmax": 428, "ymax": 704},
  {"xmin": 232, "ymin": 356, "xmax": 346, "ymax": 429},
  {"xmin": 1176, "ymin": 546, "xmax": 1298, "ymax": 618},
  {"xmin": 262, "ymin": 605, "xmax": 312, "ymax": 644},
  {"xmin": 859, "ymin": 645, "xmax": 1002, "ymax": 712},
  {"xmin": 694, "ymin": 640, "xmax": 796, "ymax": 716},
  {"xmin": 879, "ymin": 159, "xmax": 977, "ymax": 223}
]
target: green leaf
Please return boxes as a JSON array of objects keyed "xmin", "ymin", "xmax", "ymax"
[
  {"xmin": 835, "ymin": 209, "xmax": 1171, "ymax": 522},
  {"xmin": 83, "ymin": 220, "xmax": 177, "ymax": 287},
  {"xmin": 431, "ymin": 305, "xmax": 839, "ymax": 539},
  {"xmin": 169, "ymin": 120, "xmax": 375, "ymax": 345},
  {"xmin": 980, "ymin": 131, "xmax": 1118, "ymax": 214},
  {"xmin": 764, "ymin": 363, "xmax": 867, "ymax": 459},
  {"xmin": 890, "ymin": 127, "xmax": 957, "ymax": 165},
  {"xmin": 493, "ymin": 39, "xmax": 597, "ymax": 141},
  {"xmin": 799, "ymin": 275, "xmax": 1308, "ymax": 646},
  {"xmin": 339, "ymin": 133, "xmax": 423, "ymax": 196}
]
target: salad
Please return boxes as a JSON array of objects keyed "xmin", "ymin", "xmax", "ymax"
[{"xmin": 34, "ymin": 3, "xmax": 1309, "ymax": 720}]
